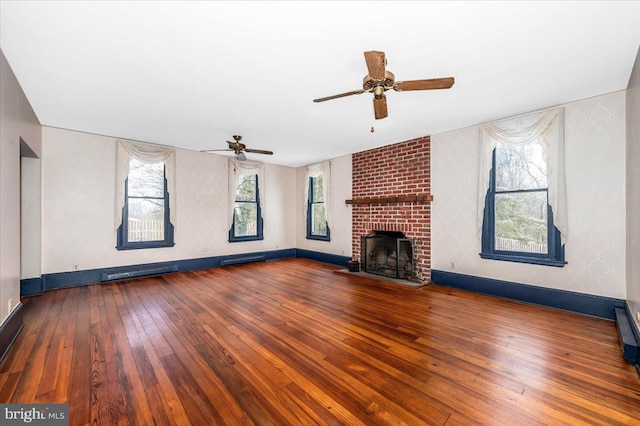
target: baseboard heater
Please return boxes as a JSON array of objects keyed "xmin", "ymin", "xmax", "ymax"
[
  {"xmin": 220, "ymin": 255, "xmax": 266, "ymax": 266},
  {"xmin": 100, "ymin": 264, "xmax": 179, "ymax": 282},
  {"xmin": 615, "ymin": 307, "xmax": 639, "ymax": 365}
]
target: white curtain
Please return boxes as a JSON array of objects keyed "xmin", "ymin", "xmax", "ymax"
[
  {"xmin": 477, "ymin": 108, "xmax": 567, "ymax": 243},
  {"xmin": 115, "ymin": 140, "xmax": 176, "ymax": 232},
  {"xmin": 305, "ymin": 161, "xmax": 331, "ymax": 230},
  {"xmin": 228, "ymin": 158, "xmax": 265, "ymax": 228}
]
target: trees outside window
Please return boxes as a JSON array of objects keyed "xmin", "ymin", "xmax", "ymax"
[
  {"xmin": 117, "ymin": 158, "xmax": 174, "ymax": 250},
  {"xmin": 229, "ymin": 173, "xmax": 263, "ymax": 242},
  {"xmin": 307, "ymin": 175, "xmax": 330, "ymax": 241},
  {"xmin": 481, "ymin": 139, "xmax": 564, "ymax": 266},
  {"xmin": 494, "ymin": 139, "xmax": 547, "ymax": 253}
]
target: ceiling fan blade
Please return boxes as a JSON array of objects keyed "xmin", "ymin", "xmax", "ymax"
[
  {"xmin": 313, "ymin": 89, "xmax": 366, "ymax": 103},
  {"xmin": 201, "ymin": 149, "xmax": 234, "ymax": 153},
  {"xmin": 245, "ymin": 148, "xmax": 273, "ymax": 155},
  {"xmin": 237, "ymin": 152, "xmax": 247, "ymax": 161},
  {"xmin": 394, "ymin": 77, "xmax": 455, "ymax": 92},
  {"xmin": 373, "ymin": 95, "xmax": 388, "ymax": 120},
  {"xmin": 364, "ymin": 51, "xmax": 386, "ymax": 80}
]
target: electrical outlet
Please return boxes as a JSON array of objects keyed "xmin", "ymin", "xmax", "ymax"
[
  {"xmin": 203, "ymin": 247, "xmax": 208, "ymax": 254},
  {"xmin": 8, "ymin": 298, "xmax": 13, "ymax": 313},
  {"xmin": 73, "ymin": 264, "xmax": 78, "ymax": 271},
  {"xmin": 450, "ymin": 261, "xmax": 455, "ymax": 269}
]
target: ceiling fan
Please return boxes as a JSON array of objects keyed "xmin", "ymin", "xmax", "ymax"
[
  {"xmin": 201, "ymin": 135, "xmax": 273, "ymax": 161},
  {"xmin": 313, "ymin": 51, "xmax": 455, "ymax": 120}
]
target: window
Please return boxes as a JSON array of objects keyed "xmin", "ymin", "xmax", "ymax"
[
  {"xmin": 307, "ymin": 175, "xmax": 330, "ymax": 241},
  {"xmin": 305, "ymin": 161, "xmax": 331, "ymax": 241},
  {"xmin": 117, "ymin": 158, "xmax": 174, "ymax": 250},
  {"xmin": 480, "ymin": 108, "xmax": 565, "ymax": 266},
  {"xmin": 229, "ymin": 173, "xmax": 263, "ymax": 242},
  {"xmin": 481, "ymin": 143, "xmax": 564, "ymax": 265}
]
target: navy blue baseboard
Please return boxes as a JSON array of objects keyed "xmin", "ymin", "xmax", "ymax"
[
  {"xmin": 20, "ymin": 248, "xmax": 309, "ymax": 295},
  {"xmin": 19, "ymin": 248, "xmax": 350, "ymax": 296},
  {"xmin": 0, "ymin": 303, "xmax": 23, "ymax": 363},
  {"xmin": 295, "ymin": 249, "xmax": 351, "ymax": 267},
  {"xmin": 20, "ymin": 277, "xmax": 43, "ymax": 297},
  {"xmin": 431, "ymin": 270, "xmax": 624, "ymax": 320}
]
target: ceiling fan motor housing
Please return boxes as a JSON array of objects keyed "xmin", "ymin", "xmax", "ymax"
[{"xmin": 363, "ymin": 71, "xmax": 395, "ymax": 93}]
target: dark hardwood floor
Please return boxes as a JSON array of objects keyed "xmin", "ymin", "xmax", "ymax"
[{"xmin": 1, "ymin": 258, "xmax": 639, "ymax": 425}]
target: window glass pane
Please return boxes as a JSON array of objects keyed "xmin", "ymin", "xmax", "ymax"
[
  {"xmin": 234, "ymin": 203, "xmax": 257, "ymax": 236},
  {"xmin": 128, "ymin": 198, "xmax": 165, "ymax": 241},
  {"xmin": 236, "ymin": 174, "xmax": 257, "ymax": 202},
  {"xmin": 495, "ymin": 191, "xmax": 548, "ymax": 253},
  {"xmin": 311, "ymin": 203, "xmax": 327, "ymax": 236},
  {"xmin": 128, "ymin": 159, "xmax": 165, "ymax": 197},
  {"xmin": 312, "ymin": 176, "xmax": 324, "ymax": 202},
  {"xmin": 495, "ymin": 140, "xmax": 546, "ymax": 191}
]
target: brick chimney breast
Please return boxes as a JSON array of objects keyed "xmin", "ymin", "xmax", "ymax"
[{"xmin": 351, "ymin": 137, "xmax": 431, "ymax": 282}]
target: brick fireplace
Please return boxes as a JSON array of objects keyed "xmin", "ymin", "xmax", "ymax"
[{"xmin": 351, "ymin": 136, "xmax": 431, "ymax": 282}]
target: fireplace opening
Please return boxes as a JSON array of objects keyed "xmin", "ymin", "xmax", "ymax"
[{"xmin": 360, "ymin": 230, "xmax": 414, "ymax": 280}]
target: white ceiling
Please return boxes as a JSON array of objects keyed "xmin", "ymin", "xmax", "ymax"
[{"xmin": 2, "ymin": 1, "xmax": 640, "ymax": 167}]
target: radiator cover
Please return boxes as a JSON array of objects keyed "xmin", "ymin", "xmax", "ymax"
[{"xmin": 100, "ymin": 264, "xmax": 178, "ymax": 282}]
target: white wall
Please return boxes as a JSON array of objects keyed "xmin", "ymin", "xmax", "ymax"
[
  {"xmin": 295, "ymin": 154, "xmax": 352, "ymax": 257},
  {"xmin": 432, "ymin": 91, "xmax": 627, "ymax": 299},
  {"xmin": 627, "ymin": 46, "xmax": 640, "ymax": 326},
  {"xmin": 41, "ymin": 127, "xmax": 296, "ymax": 274},
  {"xmin": 0, "ymin": 50, "xmax": 41, "ymax": 324},
  {"xmin": 21, "ymin": 156, "xmax": 41, "ymax": 279}
]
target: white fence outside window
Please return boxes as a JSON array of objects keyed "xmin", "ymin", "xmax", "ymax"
[
  {"xmin": 128, "ymin": 220, "xmax": 164, "ymax": 242},
  {"xmin": 495, "ymin": 237, "xmax": 547, "ymax": 254}
]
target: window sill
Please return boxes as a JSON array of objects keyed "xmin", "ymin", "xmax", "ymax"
[
  {"xmin": 229, "ymin": 236, "xmax": 264, "ymax": 243},
  {"xmin": 306, "ymin": 235, "xmax": 330, "ymax": 242},
  {"xmin": 480, "ymin": 252, "xmax": 566, "ymax": 267},
  {"xmin": 117, "ymin": 241, "xmax": 175, "ymax": 251}
]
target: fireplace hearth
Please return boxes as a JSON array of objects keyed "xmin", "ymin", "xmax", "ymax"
[{"xmin": 361, "ymin": 230, "xmax": 414, "ymax": 280}]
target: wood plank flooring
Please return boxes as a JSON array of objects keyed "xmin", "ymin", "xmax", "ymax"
[{"xmin": 1, "ymin": 258, "xmax": 639, "ymax": 425}]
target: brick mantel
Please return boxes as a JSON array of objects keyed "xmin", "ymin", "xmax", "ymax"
[
  {"xmin": 351, "ymin": 136, "xmax": 431, "ymax": 282},
  {"xmin": 346, "ymin": 194, "xmax": 433, "ymax": 205}
]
